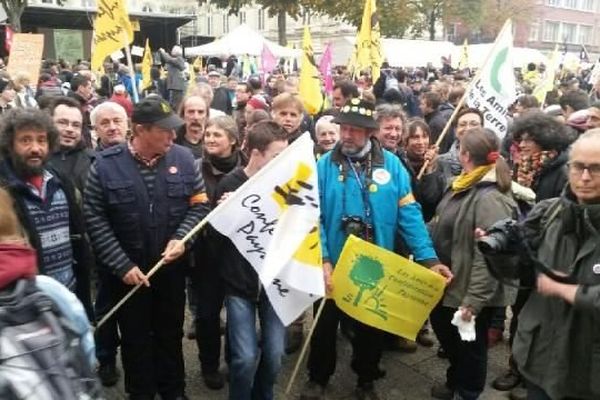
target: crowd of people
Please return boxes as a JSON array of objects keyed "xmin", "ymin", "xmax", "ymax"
[{"xmin": 0, "ymin": 45, "xmax": 598, "ymax": 400}]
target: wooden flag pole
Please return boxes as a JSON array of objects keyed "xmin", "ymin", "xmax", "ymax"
[
  {"xmin": 95, "ymin": 133, "xmax": 316, "ymax": 331},
  {"xmin": 285, "ymin": 297, "xmax": 328, "ymax": 395},
  {"xmin": 416, "ymin": 19, "xmax": 513, "ymax": 181}
]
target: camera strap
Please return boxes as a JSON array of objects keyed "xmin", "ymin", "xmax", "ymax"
[{"xmin": 344, "ymin": 155, "xmax": 373, "ymax": 225}]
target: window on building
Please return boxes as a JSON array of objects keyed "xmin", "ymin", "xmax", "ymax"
[
  {"xmin": 546, "ymin": 0, "xmax": 561, "ymax": 6},
  {"xmin": 239, "ymin": 11, "xmax": 246, "ymax": 24},
  {"xmin": 579, "ymin": 25, "xmax": 593, "ymax": 44},
  {"xmin": 223, "ymin": 15, "xmax": 229, "ymax": 33},
  {"xmin": 207, "ymin": 15, "xmax": 213, "ymax": 35},
  {"xmin": 562, "ymin": 22, "xmax": 577, "ymax": 43},
  {"xmin": 580, "ymin": 0, "xmax": 595, "ymax": 10},
  {"xmin": 563, "ymin": 0, "xmax": 577, "ymax": 8},
  {"xmin": 446, "ymin": 23, "xmax": 457, "ymax": 42},
  {"xmin": 543, "ymin": 21, "xmax": 560, "ymax": 42},
  {"xmin": 529, "ymin": 20, "xmax": 540, "ymax": 42},
  {"xmin": 258, "ymin": 9, "xmax": 265, "ymax": 30}
]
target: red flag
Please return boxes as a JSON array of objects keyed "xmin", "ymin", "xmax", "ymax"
[
  {"xmin": 261, "ymin": 43, "xmax": 277, "ymax": 79},
  {"xmin": 319, "ymin": 43, "xmax": 333, "ymax": 95},
  {"xmin": 5, "ymin": 26, "xmax": 13, "ymax": 53}
]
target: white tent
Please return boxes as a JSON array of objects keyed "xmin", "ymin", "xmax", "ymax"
[
  {"xmin": 453, "ymin": 44, "xmax": 548, "ymax": 69},
  {"xmin": 185, "ymin": 24, "xmax": 300, "ymax": 58},
  {"xmin": 329, "ymin": 37, "xmax": 455, "ymax": 68}
]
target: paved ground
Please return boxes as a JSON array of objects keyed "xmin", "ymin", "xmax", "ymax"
[{"xmin": 103, "ymin": 311, "xmax": 514, "ymax": 400}]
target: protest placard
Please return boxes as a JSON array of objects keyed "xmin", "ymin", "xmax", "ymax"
[
  {"xmin": 333, "ymin": 235, "xmax": 446, "ymax": 340},
  {"xmin": 7, "ymin": 34, "xmax": 44, "ymax": 85}
]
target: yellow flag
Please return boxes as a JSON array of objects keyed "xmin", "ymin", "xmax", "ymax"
[
  {"xmin": 91, "ymin": 0, "xmax": 134, "ymax": 72},
  {"xmin": 141, "ymin": 39, "xmax": 152, "ymax": 91},
  {"xmin": 351, "ymin": 0, "xmax": 382, "ymax": 82},
  {"xmin": 298, "ymin": 25, "xmax": 323, "ymax": 116},
  {"xmin": 332, "ymin": 235, "xmax": 446, "ymax": 340},
  {"xmin": 193, "ymin": 56, "xmax": 203, "ymax": 72},
  {"xmin": 458, "ymin": 38, "xmax": 469, "ymax": 70},
  {"xmin": 532, "ymin": 44, "xmax": 559, "ymax": 106}
]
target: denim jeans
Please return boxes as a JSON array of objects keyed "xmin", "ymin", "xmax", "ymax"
[{"xmin": 225, "ymin": 292, "xmax": 286, "ymax": 400}]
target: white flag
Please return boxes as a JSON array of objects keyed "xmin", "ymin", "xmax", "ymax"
[
  {"xmin": 206, "ymin": 133, "xmax": 324, "ymax": 325},
  {"xmin": 466, "ymin": 20, "xmax": 516, "ymax": 139}
]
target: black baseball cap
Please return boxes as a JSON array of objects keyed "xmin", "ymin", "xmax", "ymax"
[{"xmin": 132, "ymin": 96, "xmax": 184, "ymax": 130}]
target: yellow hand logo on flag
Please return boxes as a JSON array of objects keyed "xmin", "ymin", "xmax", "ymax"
[
  {"xmin": 333, "ymin": 235, "xmax": 445, "ymax": 340},
  {"xmin": 272, "ymin": 162, "xmax": 321, "ymax": 269}
]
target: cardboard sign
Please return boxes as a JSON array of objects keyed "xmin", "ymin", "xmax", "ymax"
[{"xmin": 7, "ymin": 34, "xmax": 44, "ymax": 84}]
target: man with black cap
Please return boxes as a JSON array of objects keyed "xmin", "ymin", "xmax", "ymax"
[
  {"xmin": 84, "ymin": 96, "xmax": 210, "ymax": 400},
  {"xmin": 300, "ymin": 98, "xmax": 452, "ymax": 400}
]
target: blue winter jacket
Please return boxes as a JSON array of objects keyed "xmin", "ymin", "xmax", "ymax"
[{"xmin": 318, "ymin": 140, "xmax": 439, "ymax": 266}]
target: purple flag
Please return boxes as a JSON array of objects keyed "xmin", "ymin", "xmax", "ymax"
[
  {"xmin": 261, "ymin": 43, "xmax": 277, "ymax": 77},
  {"xmin": 319, "ymin": 43, "xmax": 333, "ymax": 95}
]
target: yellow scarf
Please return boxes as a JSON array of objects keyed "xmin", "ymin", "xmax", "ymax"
[{"xmin": 451, "ymin": 165, "xmax": 493, "ymax": 192}]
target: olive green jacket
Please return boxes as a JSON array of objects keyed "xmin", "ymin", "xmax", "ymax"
[
  {"xmin": 430, "ymin": 169, "xmax": 518, "ymax": 314},
  {"xmin": 513, "ymin": 191, "xmax": 600, "ymax": 400}
]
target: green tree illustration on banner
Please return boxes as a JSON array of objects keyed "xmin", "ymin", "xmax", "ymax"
[{"xmin": 349, "ymin": 255, "xmax": 384, "ymax": 306}]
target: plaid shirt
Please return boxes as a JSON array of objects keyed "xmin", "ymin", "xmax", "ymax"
[{"xmin": 128, "ymin": 139, "xmax": 163, "ymax": 168}]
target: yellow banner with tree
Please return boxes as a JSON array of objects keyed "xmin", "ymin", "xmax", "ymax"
[{"xmin": 332, "ymin": 235, "xmax": 445, "ymax": 340}]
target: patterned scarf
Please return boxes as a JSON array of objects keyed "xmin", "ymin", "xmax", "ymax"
[{"xmin": 516, "ymin": 151, "xmax": 556, "ymax": 188}]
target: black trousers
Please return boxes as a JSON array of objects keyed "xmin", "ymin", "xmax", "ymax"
[
  {"xmin": 430, "ymin": 305, "xmax": 493, "ymax": 400},
  {"xmin": 191, "ymin": 247, "xmax": 225, "ymax": 374},
  {"xmin": 94, "ymin": 270, "xmax": 120, "ymax": 365},
  {"xmin": 115, "ymin": 264, "xmax": 186, "ymax": 398},
  {"xmin": 307, "ymin": 299, "xmax": 383, "ymax": 387}
]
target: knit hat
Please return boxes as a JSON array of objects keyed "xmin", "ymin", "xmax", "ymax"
[
  {"xmin": 247, "ymin": 96, "xmax": 269, "ymax": 111},
  {"xmin": 332, "ymin": 98, "xmax": 378, "ymax": 130}
]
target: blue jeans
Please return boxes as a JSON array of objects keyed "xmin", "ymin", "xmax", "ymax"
[{"xmin": 226, "ymin": 293, "xmax": 286, "ymax": 400}]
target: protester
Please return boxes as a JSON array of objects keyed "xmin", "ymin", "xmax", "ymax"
[
  {"xmin": 428, "ymin": 127, "xmax": 517, "ymax": 400},
  {"xmin": 191, "ymin": 115, "xmax": 246, "ymax": 390},
  {"xmin": 12, "ymin": 72, "xmax": 38, "ymax": 109},
  {"xmin": 47, "ymin": 96, "xmax": 95, "ymax": 194},
  {"xmin": 207, "ymin": 70, "xmax": 233, "ymax": 115},
  {"xmin": 174, "ymin": 95, "xmax": 208, "ymax": 159},
  {"xmin": 558, "ymin": 89, "xmax": 590, "ymax": 119},
  {"xmin": 373, "ymin": 103, "xmax": 405, "ymax": 153},
  {"xmin": 0, "ymin": 77, "xmax": 15, "ymax": 114},
  {"xmin": 419, "ymin": 91, "xmax": 453, "ymax": 152},
  {"xmin": 271, "ymin": 93, "xmax": 305, "ymax": 143},
  {"xmin": 91, "ymin": 101, "xmax": 129, "ymax": 150},
  {"xmin": 190, "ymin": 82, "xmax": 226, "ymax": 118},
  {"xmin": 332, "ymin": 80, "xmax": 359, "ymax": 109},
  {"xmin": 478, "ymin": 129, "xmax": 600, "ymax": 400},
  {"xmin": 300, "ymin": 98, "xmax": 452, "ymax": 400},
  {"xmin": 234, "ymin": 81, "xmax": 252, "ymax": 134},
  {"xmin": 84, "ymin": 96, "xmax": 210, "ymax": 400},
  {"xmin": 110, "ymin": 84, "xmax": 134, "ymax": 117},
  {"xmin": 437, "ymin": 108, "xmax": 484, "ymax": 178},
  {"xmin": 0, "ymin": 108, "xmax": 93, "ymax": 318},
  {"xmin": 214, "ymin": 120, "xmax": 289, "ymax": 400},
  {"xmin": 160, "ymin": 45, "xmax": 186, "ymax": 110},
  {"xmin": 314, "ymin": 115, "xmax": 340, "ymax": 156},
  {"xmin": 68, "ymin": 74, "xmax": 95, "ymax": 148},
  {"xmin": 587, "ymin": 102, "xmax": 600, "ymax": 130}
]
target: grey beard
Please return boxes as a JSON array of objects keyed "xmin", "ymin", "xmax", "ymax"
[{"xmin": 341, "ymin": 139, "xmax": 372, "ymax": 160}]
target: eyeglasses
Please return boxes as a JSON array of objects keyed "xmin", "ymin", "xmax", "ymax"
[
  {"xmin": 568, "ymin": 162, "xmax": 600, "ymax": 178},
  {"xmin": 55, "ymin": 119, "xmax": 82, "ymax": 129}
]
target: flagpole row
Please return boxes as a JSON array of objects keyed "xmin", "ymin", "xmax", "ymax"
[
  {"xmin": 285, "ymin": 296, "xmax": 328, "ymax": 395},
  {"xmin": 416, "ymin": 19, "xmax": 513, "ymax": 181}
]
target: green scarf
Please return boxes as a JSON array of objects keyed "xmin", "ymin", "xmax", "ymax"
[{"xmin": 451, "ymin": 165, "xmax": 493, "ymax": 193}]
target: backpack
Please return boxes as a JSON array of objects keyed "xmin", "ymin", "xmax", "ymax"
[{"xmin": 0, "ymin": 279, "xmax": 103, "ymax": 400}]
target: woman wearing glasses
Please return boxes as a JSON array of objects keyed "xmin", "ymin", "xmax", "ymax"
[{"xmin": 437, "ymin": 108, "xmax": 484, "ymax": 179}]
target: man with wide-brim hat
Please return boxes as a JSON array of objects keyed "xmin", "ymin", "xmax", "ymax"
[
  {"xmin": 300, "ymin": 98, "xmax": 452, "ymax": 400},
  {"xmin": 84, "ymin": 96, "xmax": 210, "ymax": 400}
]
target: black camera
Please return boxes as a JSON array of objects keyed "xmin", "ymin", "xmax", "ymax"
[
  {"xmin": 477, "ymin": 219, "xmax": 522, "ymax": 255},
  {"xmin": 342, "ymin": 216, "xmax": 374, "ymax": 242}
]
